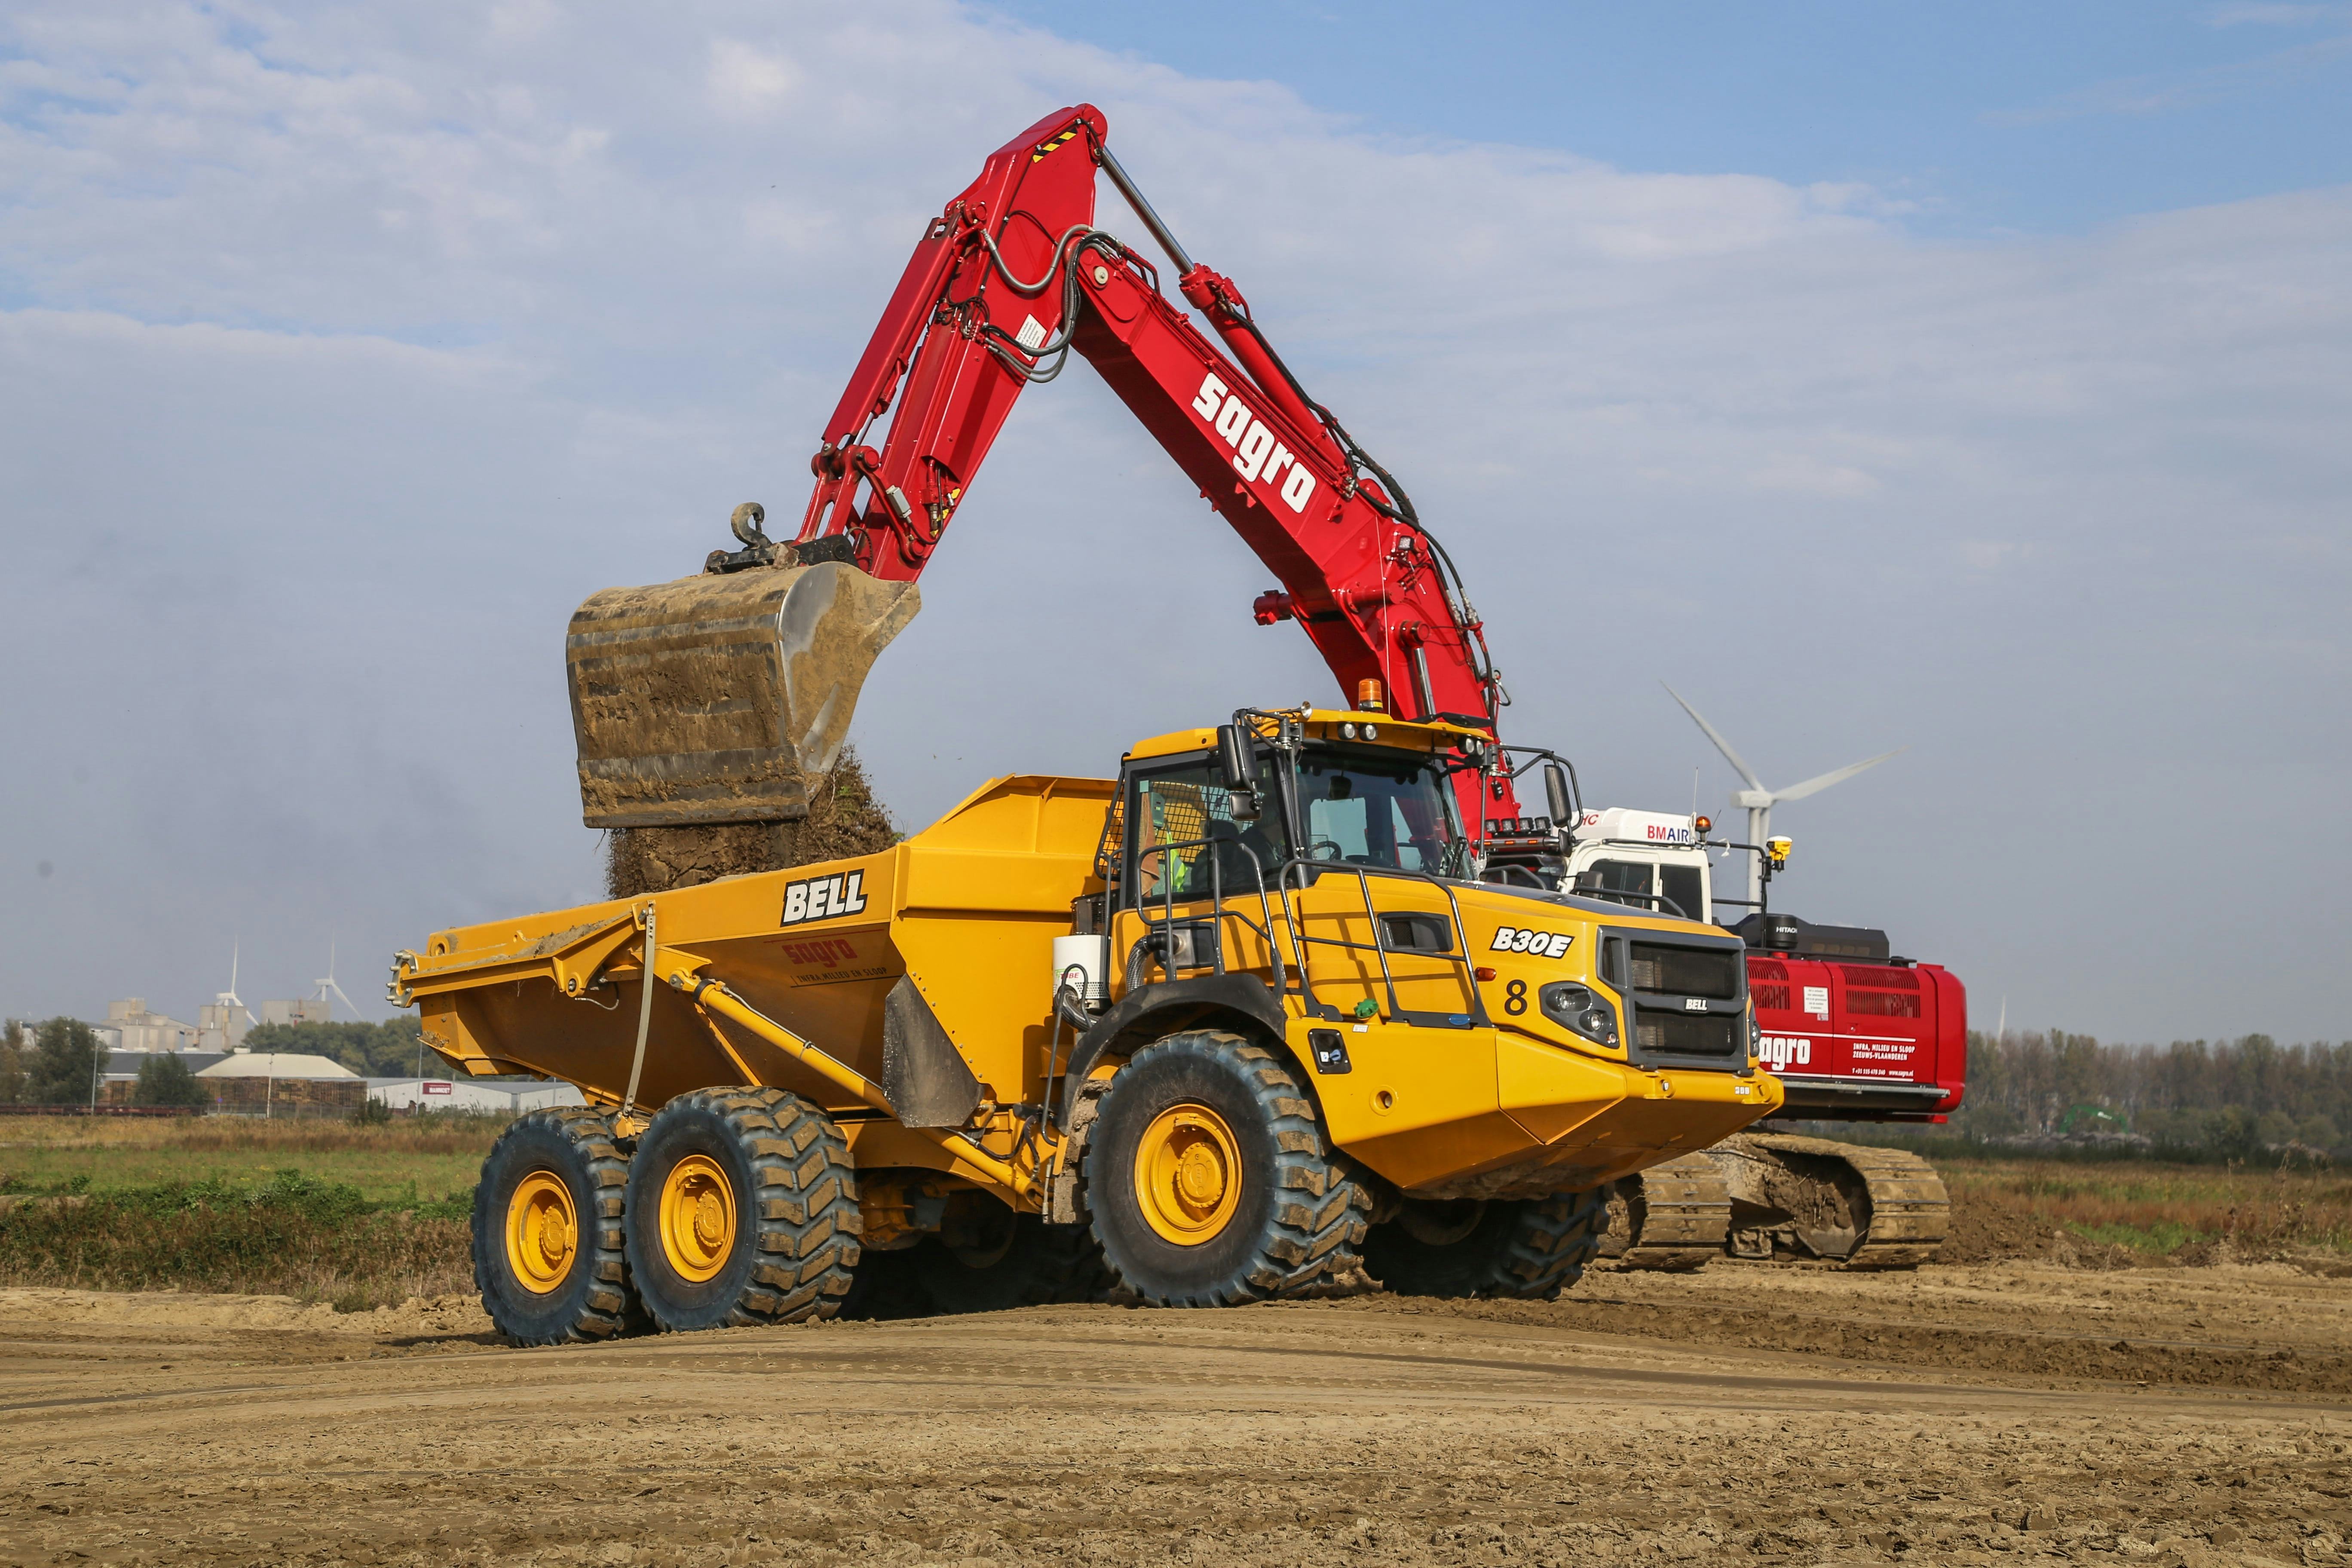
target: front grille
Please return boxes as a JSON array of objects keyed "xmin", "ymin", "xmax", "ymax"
[
  {"xmin": 1634, "ymin": 1008, "xmax": 1744, "ymax": 1060},
  {"xmin": 1627, "ymin": 941, "xmax": 1741, "ymax": 999}
]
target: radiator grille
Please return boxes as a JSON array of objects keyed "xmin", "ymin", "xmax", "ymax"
[
  {"xmin": 1846, "ymin": 989, "xmax": 1921, "ymax": 1018},
  {"xmin": 1633, "ymin": 1009, "xmax": 1744, "ymax": 1060},
  {"xmin": 1627, "ymin": 941, "xmax": 1742, "ymax": 999}
]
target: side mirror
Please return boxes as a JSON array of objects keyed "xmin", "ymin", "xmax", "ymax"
[
  {"xmin": 1543, "ymin": 761, "xmax": 1574, "ymax": 828},
  {"xmin": 1216, "ymin": 723, "xmax": 1261, "ymax": 822},
  {"xmin": 1217, "ymin": 725, "xmax": 1259, "ymax": 791}
]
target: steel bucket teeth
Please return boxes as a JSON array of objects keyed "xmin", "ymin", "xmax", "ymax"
[{"xmin": 565, "ymin": 562, "xmax": 919, "ymax": 829}]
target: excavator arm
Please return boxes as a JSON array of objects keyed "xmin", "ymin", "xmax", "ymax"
[
  {"xmin": 568, "ymin": 105, "xmax": 1533, "ymax": 845},
  {"xmin": 787, "ymin": 104, "xmax": 1524, "ymax": 830}
]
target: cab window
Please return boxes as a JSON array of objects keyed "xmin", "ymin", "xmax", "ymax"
[
  {"xmin": 1583, "ymin": 859, "xmax": 1653, "ymax": 909},
  {"xmin": 1660, "ymin": 863, "xmax": 1706, "ymax": 923},
  {"xmin": 1297, "ymin": 748, "xmax": 1463, "ymax": 876},
  {"xmin": 1126, "ymin": 760, "xmax": 1282, "ymax": 906}
]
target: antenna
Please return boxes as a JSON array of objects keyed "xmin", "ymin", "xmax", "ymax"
[{"xmin": 1660, "ymin": 681, "xmax": 1906, "ymax": 911}]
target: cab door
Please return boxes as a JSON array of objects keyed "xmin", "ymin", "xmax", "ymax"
[{"xmin": 1106, "ymin": 756, "xmax": 1286, "ymax": 998}]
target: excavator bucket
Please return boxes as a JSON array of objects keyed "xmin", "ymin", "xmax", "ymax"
[{"xmin": 565, "ymin": 561, "xmax": 919, "ymax": 829}]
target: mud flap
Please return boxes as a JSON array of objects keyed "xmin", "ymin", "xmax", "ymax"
[
  {"xmin": 882, "ymin": 976, "xmax": 983, "ymax": 1130},
  {"xmin": 566, "ymin": 561, "xmax": 919, "ymax": 829}
]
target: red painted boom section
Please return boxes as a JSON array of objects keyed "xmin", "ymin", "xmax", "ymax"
[{"xmin": 795, "ymin": 104, "xmax": 1520, "ymax": 828}]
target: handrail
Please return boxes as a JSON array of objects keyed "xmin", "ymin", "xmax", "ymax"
[
  {"xmin": 1126, "ymin": 839, "xmax": 1489, "ymax": 1029},
  {"xmin": 1132, "ymin": 836, "xmax": 1293, "ymax": 998},
  {"xmin": 1277, "ymin": 859, "xmax": 1488, "ymax": 1028}
]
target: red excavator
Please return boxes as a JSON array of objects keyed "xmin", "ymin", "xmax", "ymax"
[{"xmin": 569, "ymin": 104, "xmax": 1956, "ymax": 1271}]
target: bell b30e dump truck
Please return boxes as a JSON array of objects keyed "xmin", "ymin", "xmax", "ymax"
[{"xmin": 393, "ymin": 710, "xmax": 1783, "ymax": 1342}]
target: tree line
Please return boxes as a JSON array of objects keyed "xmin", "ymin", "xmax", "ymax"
[
  {"xmin": 240, "ymin": 1017, "xmax": 440, "ymax": 1077},
  {"xmin": 2, "ymin": 1015, "xmax": 445, "ymax": 1106},
  {"xmin": 1951, "ymin": 1030, "xmax": 2352, "ymax": 1157}
]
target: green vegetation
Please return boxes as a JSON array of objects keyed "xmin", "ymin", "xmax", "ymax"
[
  {"xmin": 1939, "ymin": 1159, "xmax": 2352, "ymax": 1261},
  {"xmin": 0, "ymin": 1017, "xmax": 103, "ymax": 1104},
  {"xmin": 133, "ymin": 1051, "xmax": 208, "ymax": 1107},
  {"xmin": 0, "ymin": 1111, "xmax": 505, "ymax": 1203},
  {"xmin": 1944, "ymin": 1029, "xmax": 2352, "ymax": 1159},
  {"xmin": 0, "ymin": 1170, "xmax": 473, "ymax": 1308},
  {"xmin": 240, "ymin": 1014, "xmax": 452, "ymax": 1078}
]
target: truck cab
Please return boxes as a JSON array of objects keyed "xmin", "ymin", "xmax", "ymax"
[
  {"xmin": 1558, "ymin": 807, "xmax": 1720, "ymax": 925},
  {"xmin": 1074, "ymin": 709, "xmax": 1780, "ymax": 1205}
]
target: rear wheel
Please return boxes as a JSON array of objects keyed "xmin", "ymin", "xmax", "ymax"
[
  {"xmin": 624, "ymin": 1087, "xmax": 861, "ymax": 1331},
  {"xmin": 906, "ymin": 1194, "xmax": 1110, "ymax": 1314},
  {"xmin": 471, "ymin": 1108, "xmax": 635, "ymax": 1345},
  {"xmin": 1363, "ymin": 1190, "xmax": 1608, "ymax": 1300},
  {"xmin": 1084, "ymin": 1031, "xmax": 1366, "ymax": 1308}
]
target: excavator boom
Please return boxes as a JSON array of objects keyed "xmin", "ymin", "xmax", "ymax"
[{"xmin": 568, "ymin": 104, "xmax": 1525, "ymax": 842}]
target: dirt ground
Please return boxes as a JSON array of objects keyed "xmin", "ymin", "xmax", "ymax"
[{"xmin": 3, "ymin": 1260, "xmax": 2349, "ymax": 1568}]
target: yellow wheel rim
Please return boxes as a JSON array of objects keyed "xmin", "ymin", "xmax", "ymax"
[
  {"xmin": 505, "ymin": 1171, "xmax": 578, "ymax": 1295},
  {"xmin": 658, "ymin": 1153, "xmax": 738, "ymax": 1283},
  {"xmin": 1133, "ymin": 1103, "xmax": 1243, "ymax": 1246}
]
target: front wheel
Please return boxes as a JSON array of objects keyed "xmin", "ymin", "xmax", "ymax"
[
  {"xmin": 1084, "ymin": 1031, "xmax": 1366, "ymax": 1308},
  {"xmin": 1363, "ymin": 1190, "xmax": 1609, "ymax": 1300}
]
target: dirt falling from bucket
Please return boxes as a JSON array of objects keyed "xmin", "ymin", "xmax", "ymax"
[{"xmin": 602, "ymin": 747, "xmax": 900, "ymax": 899}]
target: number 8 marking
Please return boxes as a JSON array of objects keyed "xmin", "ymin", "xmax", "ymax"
[{"xmin": 1504, "ymin": 979, "xmax": 1528, "ymax": 1016}]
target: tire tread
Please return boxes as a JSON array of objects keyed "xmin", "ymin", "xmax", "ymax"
[{"xmin": 1088, "ymin": 1031, "xmax": 1369, "ymax": 1308}]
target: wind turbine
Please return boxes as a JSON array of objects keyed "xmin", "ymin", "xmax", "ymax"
[
  {"xmin": 214, "ymin": 939, "xmax": 257, "ymax": 1050},
  {"xmin": 217, "ymin": 940, "xmax": 257, "ymax": 1027},
  {"xmin": 1661, "ymin": 683, "xmax": 1905, "ymax": 913},
  {"xmin": 313, "ymin": 942, "xmax": 361, "ymax": 1021}
]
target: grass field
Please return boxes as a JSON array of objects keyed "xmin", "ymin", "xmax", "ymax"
[
  {"xmin": 4, "ymin": 1119, "xmax": 2349, "ymax": 1310},
  {"xmin": 0, "ymin": 1112, "xmax": 502, "ymax": 1204},
  {"xmin": 1937, "ymin": 1158, "xmax": 2352, "ymax": 1259}
]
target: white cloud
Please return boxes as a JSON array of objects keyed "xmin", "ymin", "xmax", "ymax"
[
  {"xmin": 0, "ymin": 0, "xmax": 2347, "ymax": 1041},
  {"xmin": 706, "ymin": 40, "xmax": 803, "ymax": 119}
]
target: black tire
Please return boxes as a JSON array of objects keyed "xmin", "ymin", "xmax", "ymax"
[
  {"xmin": 1084, "ymin": 1030, "xmax": 1366, "ymax": 1308},
  {"xmin": 906, "ymin": 1202, "xmax": 1112, "ymax": 1314},
  {"xmin": 623, "ymin": 1087, "xmax": 860, "ymax": 1332},
  {"xmin": 1363, "ymin": 1189, "xmax": 1609, "ymax": 1301},
  {"xmin": 471, "ymin": 1108, "xmax": 636, "ymax": 1346}
]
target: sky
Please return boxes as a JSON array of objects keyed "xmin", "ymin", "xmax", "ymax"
[{"xmin": 1, "ymin": 2, "xmax": 2346, "ymax": 1043}]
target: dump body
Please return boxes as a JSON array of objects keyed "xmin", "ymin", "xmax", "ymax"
[{"xmin": 396, "ymin": 717, "xmax": 1781, "ymax": 1214}]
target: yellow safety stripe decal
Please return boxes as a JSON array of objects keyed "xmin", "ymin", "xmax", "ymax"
[{"xmin": 1032, "ymin": 128, "xmax": 1081, "ymax": 162}]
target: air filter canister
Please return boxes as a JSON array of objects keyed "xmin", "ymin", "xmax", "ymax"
[{"xmin": 1051, "ymin": 934, "xmax": 1110, "ymax": 1008}]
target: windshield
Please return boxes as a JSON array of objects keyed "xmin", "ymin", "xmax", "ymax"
[{"xmin": 1296, "ymin": 745, "xmax": 1468, "ymax": 878}]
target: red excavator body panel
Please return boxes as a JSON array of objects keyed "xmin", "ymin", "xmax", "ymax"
[{"xmin": 1747, "ymin": 954, "xmax": 1967, "ymax": 1122}]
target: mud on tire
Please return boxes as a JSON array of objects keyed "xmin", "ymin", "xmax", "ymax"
[
  {"xmin": 624, "ymin": 1087, "xmax": 861, "ymax": 1332},
  {"xmin": 1084, "ymin": 1030, "xmax": 1367, "ymax": 1308},
  {"xmin": 1364, "ymin": 1189, "xmax": 1609, "ymax": 1301},
  {"xmin": 472, "ymin": 1108, "xmax": 636, "ymax": 1346}
]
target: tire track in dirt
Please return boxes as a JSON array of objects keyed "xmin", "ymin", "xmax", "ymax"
[{"xmin": 3, "ymin": 1268, "xmax": 2350, "ymax": 1566}]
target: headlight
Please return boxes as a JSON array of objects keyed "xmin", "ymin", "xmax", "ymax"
[{"xmin": 1538, "ymin": 982, "xmax": 1618, "ymax": 1047}]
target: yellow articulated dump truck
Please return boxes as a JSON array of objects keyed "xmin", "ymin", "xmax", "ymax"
[{"xmin": 393, "ymin": 707, "xmax": 1783, "ymax": 1344}]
